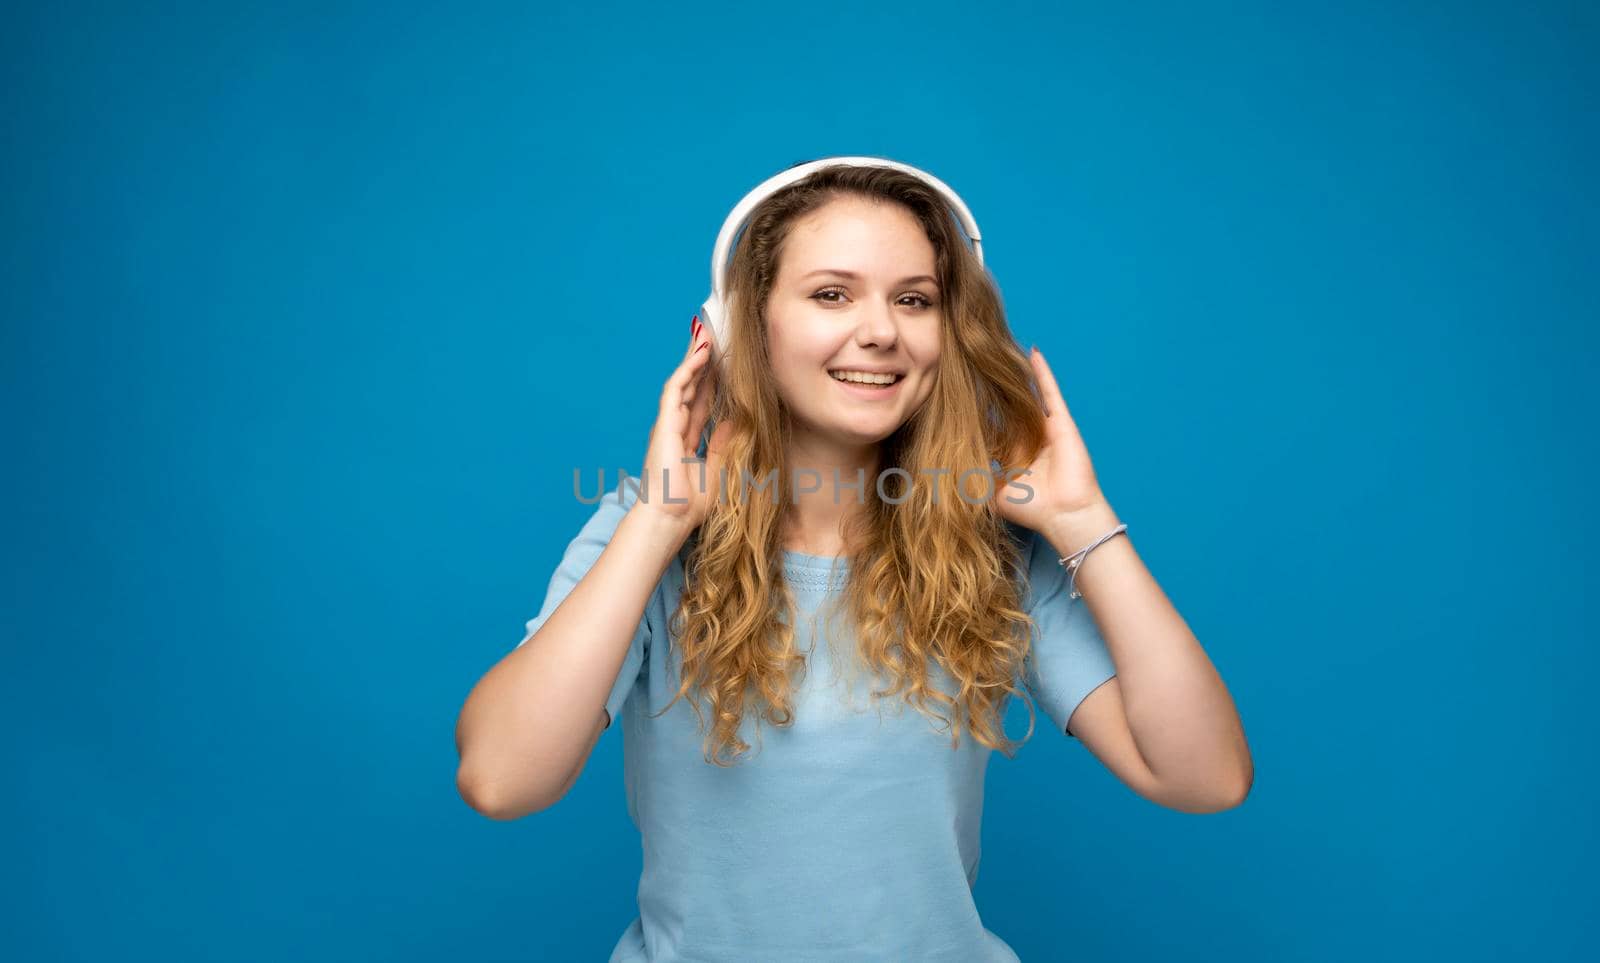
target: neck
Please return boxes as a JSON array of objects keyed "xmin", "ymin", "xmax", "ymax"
[{"xmin": 779, "ymin": 434, "xmax": 882, "ymax": 557}]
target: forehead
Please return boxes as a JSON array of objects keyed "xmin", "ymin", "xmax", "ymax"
[{"xmin": 779, "ymin": 197, "xmax": 936, "ymax": 276}]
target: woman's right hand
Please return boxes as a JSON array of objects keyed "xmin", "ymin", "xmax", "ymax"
[{"xmin": 633, "ymin": 315, "xmax": 729, "ymax": 535}]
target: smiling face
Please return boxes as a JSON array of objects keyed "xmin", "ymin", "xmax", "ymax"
[{"xmin": 764, "ymin": 195, "xmax": 943, "ymax": 450}]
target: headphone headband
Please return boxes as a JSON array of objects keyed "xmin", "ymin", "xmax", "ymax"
[{"xmin": 698, "ymin": 155, "xmax": 984, "ymax": 356}]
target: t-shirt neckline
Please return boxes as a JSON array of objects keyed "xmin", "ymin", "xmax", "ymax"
[{"xmin": 781, "ymin": 549, "xmax": 851, "ymax": 591}]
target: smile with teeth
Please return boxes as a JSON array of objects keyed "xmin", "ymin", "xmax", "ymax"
[{"xmin": 829, "ymin": 369, "xmax": 902, "ymax": 386}]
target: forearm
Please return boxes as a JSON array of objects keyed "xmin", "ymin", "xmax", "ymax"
[
  {"xmin": 456, "ymin": 504, "xmax": 689, "ymax": 818},
  {"xmin": 1044, "ymin": 502, "xmax": 1252, "ymax": 805}
]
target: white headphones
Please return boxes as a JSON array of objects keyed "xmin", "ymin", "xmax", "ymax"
[{"xmin": 697, "ymin": 155, "xmax": 985, "ymax": 358}]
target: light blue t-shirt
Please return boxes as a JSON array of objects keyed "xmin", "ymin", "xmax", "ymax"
[{"xmin": 517, "ymin": 478, "xmax": 1117, "ymax": 962}]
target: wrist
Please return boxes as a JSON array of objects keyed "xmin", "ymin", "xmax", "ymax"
[
  {"xmin": 1042, "ymin": 499, "xmax": 1123, "ymax": 558},
  {"xmin": 625, "ymin": 500, "xmax": 696, "ymax": 550}
]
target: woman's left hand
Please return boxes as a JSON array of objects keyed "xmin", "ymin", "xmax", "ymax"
[{"xmin": 995, "ymin": 346, "xmax": 1122, "ymax": 548}]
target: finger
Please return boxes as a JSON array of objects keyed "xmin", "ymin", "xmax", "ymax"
[
  {"xmin": 683, "ymin": 354, "xmax": 718, "ymax": 452},
  {"xmin": 686, "ymin": 314, "xmax": 709, "ymax": 354},
  {"xmin": 1030, "ymin": 346, "xmax": 1083, "ymax": 437},
  {"xmin": 664, "ymin": 321, "xmax": 704, "ymax": 399},
  {"xmin": 682, "ymin": 338, "xmax": 714, "ymax": 392},
  {"xmin": 681, "ymin": 345, "xmax": 714, "ymax": 409},
  {"xmin": 661, "ymin": 337, "xmax": 712, "ymax": 406},
  {"xmin": 680, "ymin": 340, "xmax": 716, "ymax": 406},
  {"xmin": 656, "ymin": 354, "xmax": 700, "ymax": 438},
  {"xmin": 686, "ymin": 339, "xmax": 718, "ymax": 419},
  {"xmin": 654, "ymin": 346, "xmax": 713, "ymax": 461}
]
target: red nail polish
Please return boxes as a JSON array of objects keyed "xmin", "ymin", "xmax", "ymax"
[{"xmin": 696, "ymin": 340, "xmax": 709, "ymax": 352}]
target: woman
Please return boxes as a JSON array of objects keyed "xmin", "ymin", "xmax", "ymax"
[{"xmin": 455, "ymin": 160, "xmax": 1253, "ymax": 961}]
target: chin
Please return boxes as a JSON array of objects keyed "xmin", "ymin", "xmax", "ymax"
[{"xmin": 828, "ymin": 417, "xmax": 904, "ymax": 446}]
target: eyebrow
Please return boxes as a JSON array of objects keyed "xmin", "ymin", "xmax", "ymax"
[{"xmin": 800, "ymin": 269, "xmax": 939, "ymax": 288}]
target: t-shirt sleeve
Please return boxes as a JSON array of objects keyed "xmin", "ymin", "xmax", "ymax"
[
  {"xmin": 1017, "ymin": 526, "xmax": 1118, "ymax": 740},
  {"xmin": 514, "ymin": 477, "xmax": 651, "ymax": 731}
]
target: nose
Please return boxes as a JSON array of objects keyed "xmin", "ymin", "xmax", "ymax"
[{"xmin": 854, "ymin": 298, "xmax": 900, "ymax": 350}]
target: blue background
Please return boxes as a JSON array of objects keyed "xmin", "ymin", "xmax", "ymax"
[{"xmin": 5, "ymin": 1, "xmax": 1594, "ymax": 960}]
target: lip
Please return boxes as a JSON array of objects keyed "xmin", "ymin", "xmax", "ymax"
[
  {"xmin": 827, "ymin": 365, "xmax": 906, "ymax": 375},
  {"xmin": 830, "ymin": 372, "xmax": 906, "ymax": 400}
]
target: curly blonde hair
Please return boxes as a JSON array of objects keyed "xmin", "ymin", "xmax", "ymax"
[{"xmin": 656, "ymin": 162, "xmax": 1054, "ymax": 766}]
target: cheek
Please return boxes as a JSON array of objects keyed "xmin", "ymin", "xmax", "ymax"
[
  {"xmin": 764, "ymin": 314, "xmax": 797, "ymax": 368},
  {"xmin": 765, "ymin": 331, "xmax": 826, "ymax": 392},
  {"xmin": 771, "ymin": 325, "xmax": 833, "ymax": 370}
]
